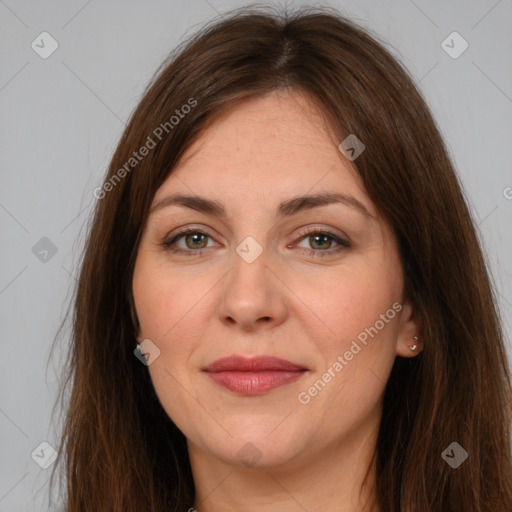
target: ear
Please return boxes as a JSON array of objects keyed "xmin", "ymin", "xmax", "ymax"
[
  {"xmin": 131, "ymin": 310, "xmax": 145, "ymax": 345},
  {"xmin": 129, "ymin": 288, "xmax": 141, "ymax": 339},
  {"xmin": 395, "ymin": 300, "xmax": 422, "ymax": 358}
]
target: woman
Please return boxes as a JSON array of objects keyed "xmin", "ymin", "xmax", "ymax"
[{"xmin": 51, "ymin": 5, "xmax": 512, "ymax": 511}]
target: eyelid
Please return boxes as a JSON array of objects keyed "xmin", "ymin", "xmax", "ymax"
[
  {"xmin": 290, "ymin": 225, "xmax": 351, "ymax": 247},
  {"xmin": 162, "ymin": 225, "xmax": 220, "ymax": 248}
]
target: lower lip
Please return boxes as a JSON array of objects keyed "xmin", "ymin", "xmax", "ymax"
[{"xmin": 204, "ymin": 370, "xmax": 306, "ymax": 395}]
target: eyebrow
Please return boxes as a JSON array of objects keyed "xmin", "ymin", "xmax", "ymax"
[{"xmin": 149, "ymin": 192, "xmax": 375, "ymax": 220}]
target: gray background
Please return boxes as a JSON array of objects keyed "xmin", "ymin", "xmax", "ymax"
[{"xmin": 1, "ymin": 0, "xmax": 511, "ymax": 510}]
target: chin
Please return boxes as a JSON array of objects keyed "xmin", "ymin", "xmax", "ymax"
[{"xmin": 190, "ymin": 419, "xmax": 311, "ymax": 470}]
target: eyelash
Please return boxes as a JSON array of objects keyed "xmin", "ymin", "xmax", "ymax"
[{"xmin": 161, "ymin": 227, "xmax": 351, "ymax": 258}]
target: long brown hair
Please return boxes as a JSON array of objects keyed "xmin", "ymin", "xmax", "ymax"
[{"xmin": 50, "ymin": 5, "xmax": 512, "ymax": 511}]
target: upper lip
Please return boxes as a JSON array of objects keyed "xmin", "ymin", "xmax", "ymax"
[{"xmin": 203, "ymin": 355, "xmax": 307, "ymax": 372}]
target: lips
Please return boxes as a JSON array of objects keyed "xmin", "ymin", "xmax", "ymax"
[
  {"xmin": 203, "ymin": 355, "xmax": 306, "ymax": 372},
  {"xmin": 202, "ymin": 356, "xmax": 307, "ymax": 395}
]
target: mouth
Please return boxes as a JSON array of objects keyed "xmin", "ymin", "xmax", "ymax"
[{"xmin": 202, "ymin": 355, "xmax": 308, "ymax": 396}]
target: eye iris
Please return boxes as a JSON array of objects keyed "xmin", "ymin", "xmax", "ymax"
[
  {"xmin": 310, "ymin": 233, "xmax": 331, "ymax": 250},
  {"xmin": 185, "ymin": 233, "xmax": 207, "ymax": 249}
]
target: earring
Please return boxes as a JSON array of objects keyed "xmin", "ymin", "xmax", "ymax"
[{"xmin": 409, "ymin": 335, "xmax": 419, "ymax": 352}]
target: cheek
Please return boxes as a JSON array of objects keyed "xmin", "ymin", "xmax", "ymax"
[
  {"xmin": 132, "ymin": 258, "xmax": 220, "ymax": 401},
  {"xmin": 295, "ymin": 265, "xmax": 401, "ymax": 428},
  {"xmin": 292, "ymin": 256, "xmax": 403, "ymax": 418},
  {"xmin": 133, "ymin": 256, "xmax": 209, "ymax": 342},
  {"xmin": 292, "ymin": 256, "xmax": 402, "ymax": 351},
  {"xmin": 132, "ymin": 264, "xmax": 208, "ymax": 424}
]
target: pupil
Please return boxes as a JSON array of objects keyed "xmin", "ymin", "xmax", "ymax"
[
  {"xmin": 187, "ymin": 233, "xmax": 206, "ymax": 249},
  {"xmin": 312, "ymin": 234, "xmax": 330, "ymax": 249}
]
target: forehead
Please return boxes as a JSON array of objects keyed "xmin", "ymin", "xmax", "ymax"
[{"xmin": 153, "ymin": 90, "xmax": 371, "ymax": 214}]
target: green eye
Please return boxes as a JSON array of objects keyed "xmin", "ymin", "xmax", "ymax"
[{"xmin": 162, "ymin": 228, "xmax": 350, "ymax": 258}]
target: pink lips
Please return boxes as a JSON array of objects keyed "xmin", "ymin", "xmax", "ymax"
[{"xmin": 202, "ymin": 356, "xmax": 307, "ymax": 396}]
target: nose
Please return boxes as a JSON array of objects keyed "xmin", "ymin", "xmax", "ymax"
[{"xmin": 218, "ymin": 245, "xmax": 288, "ymax": 332}]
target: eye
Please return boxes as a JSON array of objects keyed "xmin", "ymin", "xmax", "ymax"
[
  {"xmin": 162, "ymin": 227, "xmax": 351, "ymax": 258},
  {"xmin": 292, "ymin": 228, "xmax": 350, "ymax": 258},
  {"xmin": 162, "ymin": 228, "xmax": 218, "ymax": 256}
]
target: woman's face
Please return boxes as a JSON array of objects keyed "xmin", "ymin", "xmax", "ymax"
[{"xmin": 132, "ymin": 90, "xmax": 418, "ymax": 470}]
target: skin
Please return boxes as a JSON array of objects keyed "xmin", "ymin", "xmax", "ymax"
[{"xmin": 132, "ymin": 90, "xmax": 421, "ymax": 512}]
